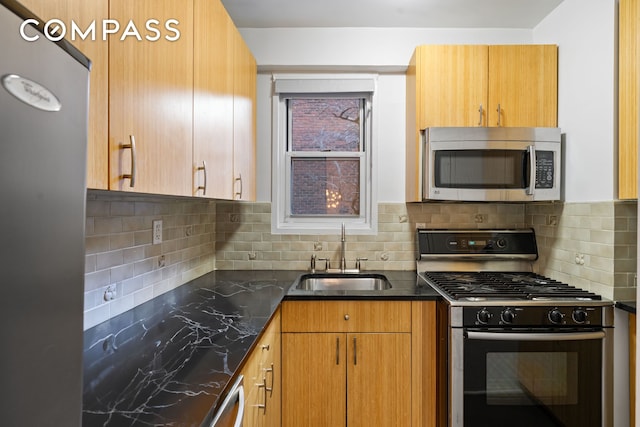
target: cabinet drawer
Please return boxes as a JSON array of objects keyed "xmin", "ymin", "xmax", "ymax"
[{"xmin": 281, "ymin": 301, "xmax": 411, "ymax": 333}]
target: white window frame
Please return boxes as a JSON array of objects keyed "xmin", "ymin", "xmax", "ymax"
[{"xmin": 271, "ymin": 74, "xmax": 378, "ymax": 235}]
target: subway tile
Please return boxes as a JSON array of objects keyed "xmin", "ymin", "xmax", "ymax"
[
  {"xmin": 94, "ymin": 217, "xmax": 123, "ymax": 234},
  {"xmin": 84, "ymin": 304, "xmax": 111, "ymax": 330},
  {"xmin": 110, "ymin": 232, "xmax": 135, "ymax": 250},
  {"xmin": 96, "ymin": 250, "xmax": 124, "ymax": 270},
  {"xmin": 86, "ymin": 235, "xmax": 110, "ymax": 255},
  {"xmin": 110, "ymin": 263, "xmax": 134, "ymax": 283}
]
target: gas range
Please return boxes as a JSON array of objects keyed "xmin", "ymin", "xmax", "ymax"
[
  {"xmin": 415, "ymin": 228, "xmax": 612, "ymax": 326},
  {"xmin": 419, "ymin": 229, "xmax": 614, "ymax": 427}
]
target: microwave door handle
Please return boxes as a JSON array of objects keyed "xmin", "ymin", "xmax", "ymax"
[{"xmin": 526, "ymin": 145, "xmax": 536, "ymax": 196}]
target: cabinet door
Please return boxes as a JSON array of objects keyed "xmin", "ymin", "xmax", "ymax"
[
  {"xmin": 619, "ymin": 0, "xmax": 639, "ymax": 199},
  {"xmin": 347, "ymin": 333, "xmax": 412, "ymax": 427},
  {"xmin": 109, "ymin": 0, "xmax": 193, "ymax": 195},
  {"xmin": 487, "ymin": 45, "xmax": 558, "ymax": 127},
  {"xmin": 282, "ymin": 333, "xmax": 346, "ymax": 427},
  {"xmin": 418, "ymin": 45, "xmax": 489, "ymax": 128},
  {"xmin": 232, "ymin": 28, "xmax": 257, "ymax": 201},
  {"xmin": 193, "ymin": 0, "xmax": 234, "ymax": 199},
  {"xmin": 19, "ymin": 0, "xmax": 109, "ymax": 190},
  {"xmin": 264, "ymin": 315, "xmax": 281, "ymax": 427},
  {"xmin": 242, "ymin": 310, "xmax": 281, "ymax": 427},
  {"xmin": 241, "ymin": 341, "xmax": 265, "ymax": 427}
]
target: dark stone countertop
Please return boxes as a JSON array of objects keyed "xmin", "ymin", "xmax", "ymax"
[
  {"xmin": 82, "ymin": 269, "xmax": 439, "ymax": 427},
  {"xmin": 615, "ymin": 300, "xmax": 637, "ymax": 314}
]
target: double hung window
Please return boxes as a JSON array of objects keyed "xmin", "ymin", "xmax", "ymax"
[{"xmin": 271, "ymin": 76, "xmax": 377, "ymax": 234}]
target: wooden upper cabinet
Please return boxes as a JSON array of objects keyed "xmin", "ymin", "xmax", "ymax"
[
  {"xmin": 417, "ymin": 45, "xmax": 489, "ymax": 128},
  {"xmin": 488, "ymin": 45, "xmax": 558, "ymax": 127},
  {"xmin": 193, "ymin": 0, "xmax": 235, "ymax": 199},
  {"xmin": 193, "ymin": 0, "xmax": 257, "ymax": 201},
  {"xmin": 109, "ymin": 0, "xmax": 194, "ymax": 195},
  {"xmin": 412, "ymin": 44, "xmax": 557, "ymax": 129},
  {"xmin": 619, "ymin": 0, "xmax": 639, "ymax": 199},
  {"xmin": 19, "ymin": 0, "xmax": 109, "ymax": 190},
  {"xmin": 232, "ymin": 28, "xmax": 257, "ymax": 201}
]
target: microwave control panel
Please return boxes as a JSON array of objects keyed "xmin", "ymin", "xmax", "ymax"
[{"xmin": 535, "ymin": 151, "xmax": 554, "ymax": 189}]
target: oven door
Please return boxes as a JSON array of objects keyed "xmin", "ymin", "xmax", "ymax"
[{"xmin": 451, "ymin": 329, "xmax": 604, "ymax": 427}]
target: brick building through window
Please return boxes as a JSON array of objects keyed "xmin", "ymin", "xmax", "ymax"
[{"xmin": 289, "ymin": 98, "xmax": 362, "ymax": 216}]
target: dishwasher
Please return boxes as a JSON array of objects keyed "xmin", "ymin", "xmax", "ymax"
[{"xmin": 208, "ymin": 375, "xmax": 245, "ymax": 427}]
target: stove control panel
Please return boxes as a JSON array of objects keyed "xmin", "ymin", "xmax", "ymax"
[
  {"xmin": 465, "ymin": 305, "xmax": 603, "ymax": 327},
  {"xmin": 416, "ymin": 229, "xmax": 538, "ymax": 257}
]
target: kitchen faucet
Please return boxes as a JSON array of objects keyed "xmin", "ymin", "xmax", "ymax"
[
  {"xmin": 340, "ymin": 223, "xmax": 346, "ymax": 272},
  {"xmin": 310, "ymin": 223, "xmax": 366, "ymax": 273}
]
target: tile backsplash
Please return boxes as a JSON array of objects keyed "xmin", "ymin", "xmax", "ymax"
[
  {"xmin": 215, "ymin": 201, "xmax": 526, "ymax": 271},
  {"xmin": 83, "ymin": 190, "xmax": 216, "ymax": 329},
  {"xmin": 83, "ymin": 194, "xmax": 636, "ymax": 329},
  {"xmin": 528, "ymin": 201, "xmax": 637, "ymax": 301}
]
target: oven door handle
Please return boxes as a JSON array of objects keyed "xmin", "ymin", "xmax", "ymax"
[{"xmin": 465, "ymin": 330, "xmax": 605, "ymax": 342}]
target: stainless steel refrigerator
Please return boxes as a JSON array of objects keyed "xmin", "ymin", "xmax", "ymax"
[{"xmin": 0, "ymin": 1, "xmax": 90, "ymax": 425}]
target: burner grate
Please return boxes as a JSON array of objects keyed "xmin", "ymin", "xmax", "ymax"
[{"xmin": 423, "ymin": 271, "xmax": 601, "ymax": 301}]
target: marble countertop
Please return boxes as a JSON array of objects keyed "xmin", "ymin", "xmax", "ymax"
[
  {"xmin": 82, "ymin": 269, "xmax": 439, "ymax": 426},
  {"xmin": 615, "ymin": 300, "xmax": 636, "ymax": 314}
]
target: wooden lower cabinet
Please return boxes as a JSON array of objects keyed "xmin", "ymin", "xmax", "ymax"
[
  {"xmin": 282, "ymin": 300, "xmax": 421, "ymax": 427},
  {"xmin": 242, "ymin": 309, "xmax": 281, "ymax": 427}
]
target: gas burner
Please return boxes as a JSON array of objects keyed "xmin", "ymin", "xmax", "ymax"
[{"xmin": 422, "ymin": 271, "xmax": 601, "ymax": 301}]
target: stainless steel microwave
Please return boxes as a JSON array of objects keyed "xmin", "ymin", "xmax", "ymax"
[{"xmin": 422, "ymin": 127, "xmax": 562, "ymax": 202}]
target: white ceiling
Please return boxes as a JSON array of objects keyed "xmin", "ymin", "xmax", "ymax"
[{"xmin": 220, "ymin": 0, "xmax": 564, "ymax": 29}]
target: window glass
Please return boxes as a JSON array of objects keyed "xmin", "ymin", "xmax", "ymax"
[
  {"xmin": 290, "ymin": 158, "xmax": 360, "ymax": 215},
  {"xmin": 290, "ymin": 99, "xmax": 361, "ymax": 152}
]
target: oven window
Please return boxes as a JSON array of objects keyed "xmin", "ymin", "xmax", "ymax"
[
  {"xmin": 464, "ymin": 335, "xmax": 602, "ymax": 427},
  {"xmin": 486, "ymin": 352, "xmax": 578, "ymax": 406},
  {"xmin": 434, "ymin": 150, "xmax": 527, "ymax": 188}
]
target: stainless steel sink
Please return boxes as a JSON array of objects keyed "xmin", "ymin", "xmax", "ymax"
[{"xmin": 294, "ymin": 273, "xmax": 392, "ymax": 291}]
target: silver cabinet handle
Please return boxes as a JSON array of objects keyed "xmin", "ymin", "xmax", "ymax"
[
  {"xmin": 257, "ymin": 377, "xmax": 267, "ymax": 412},
  {"xmin": 121, "ymin": 135, "xmax": 136, "ymax": 187},
  {"xmin": 478, "ymin": 104, "xmax": 483, "ymax": 126},
  {"xmin": 264, "ymin": 363, "xmax": 274, "ymax": 396},
  {"xmin": 197, "ymin": 160, "xmax": 207, "ymax": 195},
  {"xmin": 234, "ymin": 173, "xmax": 243, "ymax": 199},
  {"xmin": 496, "ymin": 104, "xmax": 502, "ymax": 127},
  {"xmin": 353, "ymin": 337, "xmax": 357, "ymax": 365},
  {"xmin": 336, "ymin": 337, "xmax": 340, "ymax": 365}
]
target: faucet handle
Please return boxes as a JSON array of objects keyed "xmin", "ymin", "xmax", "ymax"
[
  {"xmin": 310, "ymin": 254, "xmax": 316, "ymax": 272},
  {"xmin": 355, "ymin": 257, "xmax": 368, "ymax": 271},
  {"xmin": 317, "ymin": 257, "xmax": 329, "ymax": 271}
]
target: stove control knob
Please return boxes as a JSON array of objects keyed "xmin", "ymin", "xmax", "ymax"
[
  {"xmin": 572, "ymin": 308, "xmax": 588, "ymax": 324},
  {"xmin": 477, "ymin": 309, "xmax": 492, "ymax": 324},
  {"xmin": 501, "ymin": 308, "xmax": 515, "ymax": 324},
  {"xmin": 548, "ymin": 308, "xmax": 565, "ymax": 324},
  {"xmin": 496, "ymin": 238, "xmax": 507, "ymax": 249}
]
